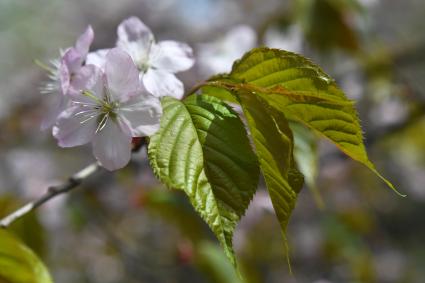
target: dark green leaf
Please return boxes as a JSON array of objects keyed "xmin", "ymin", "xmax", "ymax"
[
  {"xmin": 148, "ymin": 95, "xmax": 259, "ymax": 267},
  {"xmin": 234, "ymin": 90, "xmax": 303, "ymax": 252}
]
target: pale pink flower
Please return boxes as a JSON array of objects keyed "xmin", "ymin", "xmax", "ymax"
[
  {"xmin": 41, "ymin": 26, "xmax": 94, "ymax": 130},
  {"xmin": 60, "ymin": 25, "xmax": 94, "ymax": 96},
  {"xmin": 53, "ymin": 48, "xmax": 162, "ymax": 171},
  {"xmin": 87, "ymin": 17, "xmax": 194, "ymax": 99}
]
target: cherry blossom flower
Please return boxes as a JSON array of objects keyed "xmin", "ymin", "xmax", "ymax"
[
  {"xmin": 60, "ymin": 25, "xmax": 94, "ymax": 96},
  {"xmin": 87, "ymin": 16, "xmax": 194, "ymax": 99},
  {"xmin": 40, "ymin": 26, "xmax": 94, "ymax": 130},
  {"xmin": 53, "ymin": 48, "xmax": 162, "ymax": 171},
  {"xmin": 40, "ymin": 58, "xmax": 67, "ymax": 130}
]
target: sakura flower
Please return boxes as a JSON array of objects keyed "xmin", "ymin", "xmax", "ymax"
[
  {"xmin": 53, "ymin": 48, "xmax": 162, "ymax": 171},
  {"xmin": 39, "ymin": 58, "xmax": 68, "ymax": 130},
  {"xmin": 87, "ymin": 16, "xmax": 194, "ymax": 99},
  {"xmin": 40, "ymin": 26, "xmax": 94, "ymax": 130},
  {"xmin": 197, "ymin": 25, "xmax": 257, "ymax": 76},
  {"xmin": 60, "ymin": 25, "xmax": 94, "ymax": 96}
]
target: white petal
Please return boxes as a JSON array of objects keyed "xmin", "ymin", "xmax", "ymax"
[
  {"xmin": 68, "ymin": 65, "xmax": 105, "ymax": 106},
  {"xmin": 120, "ymin": 93, "xmax": 162, "ymax": 136},
  {"xmin": 61, "ymin": 48, "xmax": 83, "ymax": 75},
  {"xmin": 105, "ymin": 48, "xmax": 140, "ymax": 102},
  {"xmin": 150, "ymin": 40, "xmax": 194, "ymax": 73},
  {"xmin": 143, "ymin": 69, "xmax": 184, "ymax": 99},
  {"xmin": 69, "ymin": 65, "xmax": 103, "ymax": 97},
  {"xmin": 117, "ymin": 17, "xmax": 154, "ymax": 49},
  {"xmin": 59, "ymin": 61, "xmax": 71, "ymax": 95},
  {"xmin": 41, "ymin": 94, "xmax": 69, "ymax": 131},
  {"xmin": 53, "ymin": 106, "xmax": 97, "ymax": 147},
  {"xmin": 86, "ymin": 49, "xmax": 109, "ymax": 70},
  {"xmin": 92, "ymin": 118, "xmax": 132, "ymax": 171},
  {"xmin": 75, "ymin": 25, "xmax": 94, "ymax": 56}
]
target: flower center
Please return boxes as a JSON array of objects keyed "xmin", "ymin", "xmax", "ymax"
[
  {"xmin": 99, "ymin": 101, "xmax": 119, "ymax": 118},
  {"xmin": 137, "ymin": 61, "xmax": 150, "ymax": 73},
  {"xmin": 79, "ymin": 90, "xmax": 120, "ymax": 132}
]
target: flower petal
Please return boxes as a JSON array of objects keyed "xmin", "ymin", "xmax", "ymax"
[
  {"xmin": 86, "ymin": 49, "xmax": 109, "ymax": 70},
  {"xmin": 117, "ymin": 17, "xmax": 154, "ymax": 48},
  {"xmin": 120, "ymin": 92, "xmax": 162, "ymax": 136},
  {"xmin": 52, "ymin": 106, "xmax": 97, "ymax": 147},
  {"xmin": 75, "ymin": 25, "xmax": 94, "ymax": 57},
  {"xmin": 68, "ymin": 65, "xmax": 102, "ymax": 96},
  {"xmin": 41, "ymin": 93, "xmax": 69, "ymax": 131},
  {"xmin": 92, "ymin": 118, "xmax": 132, "ymax": 171},
  {"xmin": 116, "ymin": 17, "xmax": 154, "ymax": 66},
  {"xmin": 105, "ymin": 48, "xmax": 140, "ymax": 102},
  {"xmin": 150, "ymin": 40, "xmax": 194, "ymax": 73},
  {"xmin": 143, "ymin": 69, "xmax": 184, "ymax": 99},
  {"xmin": 61, "ymin": 48, "xmax": 83, "ymax": 75},
  {"xmin": 59, "ymin": 60, "xmax": 71, "ymax": 95}
]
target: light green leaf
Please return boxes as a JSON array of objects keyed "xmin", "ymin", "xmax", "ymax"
[
  {"xmin": 210, "ymin": 47, "xmax": 401, "ymax": 196},
  {"xmin": 0, "ymin": 230, "xmax": 52, "ymax": 283},
  {"xmin": 148, "ymin": 94, "xmax": 259, "ymax": 267},
  {"xmin": 234, "ymin": 90, "xmax": 303, "ymax": 259},
  {"xmin": 200, "ymin": 85, "xmax": 237, "ymax": 104},
  {"xmin": 0, "ymin": 196, "xmax": 46, "ymax": 256}
]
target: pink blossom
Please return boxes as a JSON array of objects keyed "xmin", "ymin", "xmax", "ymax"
[
  {"xmin": 41, "ymin": 26, "xmax": 94, "ymax": 130},
  {"xmin": 87, "ymin": 17, "xmax": 194, "ymax": 99},
  {"xmin": 53, "ymin": 48, "xmax": 162, "ymax": 171}
]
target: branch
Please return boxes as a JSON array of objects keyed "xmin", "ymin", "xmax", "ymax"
[{"xmin": 0, "ymin": 162, "xmax": 101, "ymax": 228}]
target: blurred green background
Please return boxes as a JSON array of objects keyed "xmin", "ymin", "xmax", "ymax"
[{"xmin": 1, "ymin": 0, "xmax": 425, "ymax": 282}]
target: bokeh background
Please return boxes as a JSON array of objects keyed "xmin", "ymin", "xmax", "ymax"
[{"xmin": 1, "ymin": 0, "xmax": 425, "ymax": 282}]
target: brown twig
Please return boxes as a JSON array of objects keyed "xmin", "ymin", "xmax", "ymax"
[{"xmin": 0, "ymin": 162, "xmax": 101, "ymax": 228}]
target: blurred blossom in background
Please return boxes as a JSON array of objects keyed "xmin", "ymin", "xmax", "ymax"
[
  {"xmin": 1, "ymin": 0, "xmax": 425, "ymax": 282},
  {"xmin": 197, "ymin": 25, "xmax": 257, "ymax": 75}
]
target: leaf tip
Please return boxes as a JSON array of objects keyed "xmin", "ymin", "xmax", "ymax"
[{"xmin": 372, "ymin": 167, "xmax": 406, "ymax": 197}]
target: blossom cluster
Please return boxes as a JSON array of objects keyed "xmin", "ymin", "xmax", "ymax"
[{"xmin": 42, "ymin": 17, "xmax": 194, "ymax": 170}]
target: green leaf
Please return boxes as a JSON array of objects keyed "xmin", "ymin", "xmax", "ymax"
[
  {"xmin": 148, "ymin": 94, "xmax": 259, "ymax": 267},
  {"xmin": 209, "ymin": 47, "xmax": 402, "ymax": 196},
  {"xmin": 0, "ymin": 230, "xmax": 52, "ymax": 283},
  {"xmin": 200, "ymin": 85, "xmax": 237, "ymax": 104},
  {"xmin": 0, "ymin": 196, "xmax": 46, "ymax": 256},
  {"xmin": 233, "ymin": 90, "xmax": 303, "ymax": 260}
]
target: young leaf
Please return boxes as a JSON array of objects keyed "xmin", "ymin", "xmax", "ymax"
[
  {"xmin": 148, "ymin": 94, "xmax": 259, "ymax": 267},
  {"xmin": 210, "ymin": 47, "xmax": 402, "ymax": 196},
  {"xmin": 234, "ymin": 90, "xmax": 303, "ymax": 256},
  {"xmin": 0, "ymin": 230, "xmax": 52, "ymax": 283}
]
